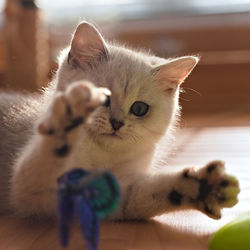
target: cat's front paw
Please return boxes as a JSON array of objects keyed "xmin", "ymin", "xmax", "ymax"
[
  {"xmin": 185, "ymin": 161, "xmax": 240, "ymax": 219},
  {"xmin": 38, "ymin": 81, "xmax": 110, "ymax": 137}
]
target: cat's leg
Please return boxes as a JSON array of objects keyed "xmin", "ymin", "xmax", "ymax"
[
  {"xmin": 116, "ymin": 161, "xmax": 240, "ymax": 220},
  {"xmin": 10, "ymin": 81, "xmax": 109, "ymax": 217}
]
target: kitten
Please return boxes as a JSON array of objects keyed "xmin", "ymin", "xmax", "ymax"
[{"xmin": 0, "ymin": 22, "xmax": 239, "ymax": 219}]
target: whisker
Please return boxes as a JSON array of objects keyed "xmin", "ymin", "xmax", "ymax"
[
  {"xmin": 179, "ymin": 97, "xmax": 192, "ymax": 102},
  {"xmin": 182, "ymin": 87, "xmax": 202, "ymax": 96}
]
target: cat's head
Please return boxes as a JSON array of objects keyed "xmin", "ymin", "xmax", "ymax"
[{"xmin": 57, "ymin": 22, "xmax": 198, "ymax": 151}]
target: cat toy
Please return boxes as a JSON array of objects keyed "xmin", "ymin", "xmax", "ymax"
[
  {"xmin": 57, "ymin": 168, "xmax": 120, "ymax": 250},
  {"xmin": 209, "ymin": 212, "xmax": 250, "ymax": 250}
]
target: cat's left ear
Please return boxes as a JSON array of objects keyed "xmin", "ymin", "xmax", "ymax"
[
  {"xmin": 152, "ymin": 56, "xmax": 199, "ymax": 94},
  {"xmin": 68, "ymin": 22, "xmax": 109, "ymax": 68}
]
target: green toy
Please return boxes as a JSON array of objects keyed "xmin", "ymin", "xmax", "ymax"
[{"xmin": 209, "ymin": 213, "xmax": 250, "ymax": 250}]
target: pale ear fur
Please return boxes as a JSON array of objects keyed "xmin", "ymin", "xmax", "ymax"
[
  {"xmin": 68, "ymin": 22, "xmax": 108, "ymax": 68},
  {"xmin": 152, "ymin": 56, "xmax": 199, "ymax": 93}
]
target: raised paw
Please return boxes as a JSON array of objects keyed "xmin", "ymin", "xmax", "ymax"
[
  {"xmin": 37, "ymin": 81, "xmax": 110, "ymax": 138},
  {"xmin": 185, "ymin": 161, "xmax": 240, "ymax": 219}
]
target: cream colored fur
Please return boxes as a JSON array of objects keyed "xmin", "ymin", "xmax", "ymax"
[{"xmin": 2, "ymin": 22, "xmax": 239, "ymax": 220}]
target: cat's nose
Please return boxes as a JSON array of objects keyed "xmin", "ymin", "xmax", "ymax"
[{"xmin": 110, "ymin": 118, "xmax": 124, "ymax": 131}]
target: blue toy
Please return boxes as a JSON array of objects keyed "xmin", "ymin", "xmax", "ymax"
[{"xmin": 57, "ymin": 168, "xmax": 120, "ymax": 250}]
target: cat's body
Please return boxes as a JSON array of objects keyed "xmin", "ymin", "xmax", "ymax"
[
  {"xmin": 0, "ymin": 22, "xmax": 239, "ymax": 219},
  {"xmin": 0, "ymin": 92, "xmax": 48, "ymax": 211}
]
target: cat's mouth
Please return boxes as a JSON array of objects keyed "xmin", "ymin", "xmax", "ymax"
[{"xmin": 101, "ymin": 132, "xmax": 122, "ymax": 139}]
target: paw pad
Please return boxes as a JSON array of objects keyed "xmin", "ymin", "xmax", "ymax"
[{"xmin": 196, "ymin": 161, "xmax": 240, "ymax": 219}]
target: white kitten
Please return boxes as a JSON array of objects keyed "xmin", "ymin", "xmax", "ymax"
[{"xmin": 0, "ymin": 22, "xmax": 239, "ymax": 219}]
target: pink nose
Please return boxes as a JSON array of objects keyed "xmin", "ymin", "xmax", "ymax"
[{"xmin": 110, "ymin": 119, "xmax": 124, "ymax": 131}]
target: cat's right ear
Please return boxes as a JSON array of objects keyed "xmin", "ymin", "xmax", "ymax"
[{"xmin": 68, "ymin": 22, "xmax": 109, "ymax": 68}]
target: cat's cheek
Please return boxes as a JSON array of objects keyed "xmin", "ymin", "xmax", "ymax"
[{"xmin": 136, "ymin": 109, "xmax": 168, "ymax": 138}]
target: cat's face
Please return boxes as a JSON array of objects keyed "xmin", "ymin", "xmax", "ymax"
[
  {"xmin": 57, "ymin": 22, "xmax": 198, "ymax": 150},
  {"xmin": 84, "ymin": 57, "xmax": 176, "ymax": 149}
]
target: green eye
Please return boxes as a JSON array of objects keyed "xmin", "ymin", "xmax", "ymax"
[{"xmin": 130, "ymin": 101, "xmax": 149, "ymax": 117}]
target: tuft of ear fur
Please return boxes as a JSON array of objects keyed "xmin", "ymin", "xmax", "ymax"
[
  {"xmin": 68, "ymin": 22, "xmax": 109, "ymax": 68},
  {"xmin": 152, "ymin": 56, "xmax": 199, "ymax": 94}
]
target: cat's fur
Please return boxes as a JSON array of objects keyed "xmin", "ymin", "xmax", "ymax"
[{"xmin": 0, "ymin": 22, "xmax": 239, "ymax": 219}]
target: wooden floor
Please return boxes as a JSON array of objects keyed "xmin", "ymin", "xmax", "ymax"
[{"xmin": 0, "ymin": 113, "xmax": 249, "ymax": 250}]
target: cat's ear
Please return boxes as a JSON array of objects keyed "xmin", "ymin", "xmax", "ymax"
[
  {"xmin": 68, "ymin": 22, "xmax": 108, "ymax": 68},
  {"xmin": 152, "ymin": 56, "xmax": 199, "ymax": 94}
]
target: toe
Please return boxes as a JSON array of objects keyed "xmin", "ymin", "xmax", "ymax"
[
  {"xmin": 220, "ymin": 197, "xmax": 239, "ymax": 208},
  {"xmin": 206, "ymin": 161, "xmax": 225, "ymax": 174},
  {"xmin": 225, "ymin": 174, "xmax": 239, "ymax": 187},
  {"xmin": 203, "ymin": 202, "xmax": 222, "ymax": 220}
]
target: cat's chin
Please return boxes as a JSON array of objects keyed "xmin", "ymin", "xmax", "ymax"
[
  {"xmin": 99, "ymin": 133, "xmax": 125, "ymax": 145},
  {"xmin": 87, "ymin": 130, "xmax": 124, "ymax": 146},
  {"xmin": 91, "ymin": 132, "xmax": 130, "ymax": 150},
  {"xmin": 87, "ymin": 129, "xmax": 139, "ymax": 149}
]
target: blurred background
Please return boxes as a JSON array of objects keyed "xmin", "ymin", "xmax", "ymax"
[
  {"xmin": 0, "ymin": 2, "xmax": 249, "ymax": 249},
  {"xmin": 0, "ymin": 0, "xmax": 250, "ymax": 118}
]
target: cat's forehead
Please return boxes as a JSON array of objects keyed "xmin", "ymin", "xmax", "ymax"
[{"xmin": 100, "ymin": 47, "xmax": 154, "ymax": 101}]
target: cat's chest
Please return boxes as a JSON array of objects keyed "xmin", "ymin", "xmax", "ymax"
[
  {"xmin": 74, "ymin": 147, "xmax": 116, "ymax": 169},
  {"xmin": 72, "ymin": 142, "xmax": 129, "ymax": 171},
  {"xmin": 72, "ymin": 134, "xmax": 154, "ymax": 174},
  {"xmin": 72, "ymin": 143, "xmax": 151, "ymax": 175}
]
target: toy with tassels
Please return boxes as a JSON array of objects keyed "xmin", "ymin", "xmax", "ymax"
[{"xmin": 57, "ymin": 168, "xmax": 120, "ymax": 250}]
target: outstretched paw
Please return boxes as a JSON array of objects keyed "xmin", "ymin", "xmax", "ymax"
[
  {"xmin": 38, "ymin": 81, "xmax": 110, "ymax": 136},
  {"xmin": 185, "ymin": 161, "xmax": 240, "ymax": 219},
  {"xmin": 37, "ymin": 81, "xmax": 110, "ymax": 157}
]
